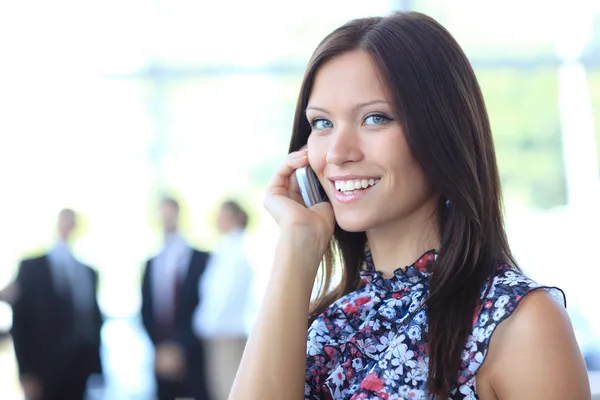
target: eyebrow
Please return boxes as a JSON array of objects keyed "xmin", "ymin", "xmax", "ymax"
[{"xmin": 305, "ymin": 100, "xmax": 389, "ymax": 114}]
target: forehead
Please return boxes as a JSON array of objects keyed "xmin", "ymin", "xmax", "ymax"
[
  {"xmin": 220, "ymin": 204, "xmax": 234, "ymax": 213},
  {"xmin": 160, "ymin": 202, "xmax": 178, "ymax": 211},
  {"xmin": 59, "ymin": 210, "xmax": 75, "ymax": 220},
  {"xmin": 308, "ymin": 50, "xmax": 389, "ymax": 108}
]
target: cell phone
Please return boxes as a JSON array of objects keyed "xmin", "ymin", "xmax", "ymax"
[{"xmin": 295, "ymin": 165, "xmax": 327, "ymax": 207}]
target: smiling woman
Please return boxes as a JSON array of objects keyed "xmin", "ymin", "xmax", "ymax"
[
  {"xmin": 230, "ymin": 11, "xmax": 591, "ymax": 400},
  {"xmin": 305, "ymin": 50, "xmax": 433, "ymax": 235}
]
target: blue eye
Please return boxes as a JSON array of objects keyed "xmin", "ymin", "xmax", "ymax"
[
  {"xmin": 364, "ymin": 114, "xmax": 392, "ymax": 126},
  {"xmin": 311, "ymin": 118, "xmax": 333, "ymax": 130}
]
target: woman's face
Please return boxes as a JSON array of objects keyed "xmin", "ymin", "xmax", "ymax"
[{"xmin": 306, "ymin": 50, "xmax": 436, "ymax": 232}]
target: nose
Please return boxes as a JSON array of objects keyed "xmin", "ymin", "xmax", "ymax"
[{"xmin": 325, "ymin": 125, "xmax": 364, "ymax": 166}]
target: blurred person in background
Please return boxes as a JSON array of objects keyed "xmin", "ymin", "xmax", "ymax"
[
  {"xmin": 231, "ymin": 11, "xmax": 590, "ymax": 400},
  {"xmin": 141, "ymin": 196, "xmax": 211, "ymax": 400},
  {"xmin": 12, "ymin": 208, "xmax": 103, "ymax": 400},
  {"xmin": 193, "ymin": 200, "xmax": 254, "ymax": 400}
]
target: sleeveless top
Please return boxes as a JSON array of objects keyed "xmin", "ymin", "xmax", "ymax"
[{"xmin": 304, "ymin": 250, "xmax": 565, "ymax": 399}]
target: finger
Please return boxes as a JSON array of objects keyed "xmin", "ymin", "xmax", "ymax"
[
  {"xmin": 310, "ymin": 201, "xmax": 336, "ymax": 234},
  {"xmin": 311, "ymin": 200, "xmax": 334, "ymax": 216},
  {"xmin": 267, "ymin": 154, "xmax": 308, "ymax": 193}
]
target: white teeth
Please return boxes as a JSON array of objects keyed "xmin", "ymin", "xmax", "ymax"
[{"xmin": 334, "ymin": 178, "xmax": 380, "ymax": 192}]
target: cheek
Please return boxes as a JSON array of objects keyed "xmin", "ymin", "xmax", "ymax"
[
  {"xmin": 381, "ymin": 134, "xmax": 417, "ymax": 178},
  {"xmin": 307, "ymin": 135, "xmax": 327, "ymax": 174},
  {"xmin": 391, "ymin": 156, "xmax": 432, "ymax": 199}
]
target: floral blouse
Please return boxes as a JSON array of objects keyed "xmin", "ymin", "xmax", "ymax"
[{"xmin": 305, "ymin": 250, "xmax": 564, "ymax": 399}]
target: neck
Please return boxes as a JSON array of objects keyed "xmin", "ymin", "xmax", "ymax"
[
  {"xmin": 222, "ymin": 226, "xmax": 242, "ymax": 236},
  {"xmin": 164, "ymin": 228, "xmax": 179, "ymax": 237},
  {"xmin": 164, "ymin": 230, "xmax": 181, "ymax": 244},
  {"xmin": 366, "ymin": 197, "xmax": 440, "ymax": 277}
]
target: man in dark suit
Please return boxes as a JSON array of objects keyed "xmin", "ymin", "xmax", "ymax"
[
  {"xmin": 12, "ymin": 209, "xmax": 103, "ymax": 400},
  {"xmin": 141, "ymin": 197, "xmax": 211, "ymax": 400}
]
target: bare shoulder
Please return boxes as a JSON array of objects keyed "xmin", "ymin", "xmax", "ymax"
[{"xmin": 477, "ymin": 289, "xmax": 591, "ymax": 399}]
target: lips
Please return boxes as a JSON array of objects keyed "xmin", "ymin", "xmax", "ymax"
[{"xmin": 328, "ymin": 177, "xmax": 380, "ymax": 204}]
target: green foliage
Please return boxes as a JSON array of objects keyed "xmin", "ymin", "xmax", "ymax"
[
  {"xmin": 477, "ymin": 69, "xmax": 566, "ymax": 209},
  {"xmin": 588, "ymin": 70, "xmax": 600, "ymax": 176}
]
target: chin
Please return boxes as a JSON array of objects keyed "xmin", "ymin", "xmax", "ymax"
[{"xmin": 334, "ymin": 212, "xmax": 373, "ymax": 233}]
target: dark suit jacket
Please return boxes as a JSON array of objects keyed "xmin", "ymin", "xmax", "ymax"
[
  {"xmin": 11, "ymin": 256, "xmax": 103, "ymax": 387},
  {"xmin": 141, "ymin": 249, "xmax": 209, "ymax": 369}
]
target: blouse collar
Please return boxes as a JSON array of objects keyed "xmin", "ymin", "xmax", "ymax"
[{"xmin": 360, "ymin": 247, "xmax": 437, "ymax": 292}]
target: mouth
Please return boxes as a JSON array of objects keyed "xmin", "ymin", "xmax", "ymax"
[{"xmin": 331, "ymin": 177, "xmax": 380, "ymax": 195}]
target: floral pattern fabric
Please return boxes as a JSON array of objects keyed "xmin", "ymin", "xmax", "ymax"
[{"xmin": 305, "ymin": 250, "xmax": 564, "ymax": 399}]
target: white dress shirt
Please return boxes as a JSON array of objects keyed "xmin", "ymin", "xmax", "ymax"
[
  {"xmin": 193, "ymin": 229, "xmax": 254, "ymax": 338},
  {"xmin": 151, "ymin": 233, "xmax": 192, "ymax": 323},
  {"xmin": 46, "ymin": 240, "xmax": 95, "ymax": 333}
]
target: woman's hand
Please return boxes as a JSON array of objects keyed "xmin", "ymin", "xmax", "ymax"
[
  {"xmin": 264, "ymin": 148, "xmax": 335, "ymax": 254},
  {"xmin": 230, "ymin": 148, "xmax": 334, "ymax": 400}
]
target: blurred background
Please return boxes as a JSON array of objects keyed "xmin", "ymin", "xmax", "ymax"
[{"xmin": 0, "ymin": 0, "xmax": 599, "ymax": 398}]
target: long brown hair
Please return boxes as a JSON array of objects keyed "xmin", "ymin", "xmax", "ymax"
[{"xmin": 289, "ymin": 11, "xmax": 516, "ymax": 398}]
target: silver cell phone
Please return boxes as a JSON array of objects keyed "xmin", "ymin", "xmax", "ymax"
[{"xmin": 295, "ymin": 166, "xmax": 326, "ymax": 207}]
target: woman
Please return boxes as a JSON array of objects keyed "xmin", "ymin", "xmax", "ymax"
[{"xmin": 230, "ymin": 12, "xmax": 590, "ymax": 399}]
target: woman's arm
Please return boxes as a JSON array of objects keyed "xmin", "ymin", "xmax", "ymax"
[
  {"xmin": 229, "ymin": 232, "xmax": 322, "ymax": 399},
  {"xmin": 229, "ymin": 148, "xmax": 335, "ymax": 400},
  {"xmin": 477, "ymin": 290, "xmax": 591, "ymax": 399}
]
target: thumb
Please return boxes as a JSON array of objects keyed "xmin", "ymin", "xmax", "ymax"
[{"xmin": 310, "ymin": 201, "xmax": 335, "ymax": 232}]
